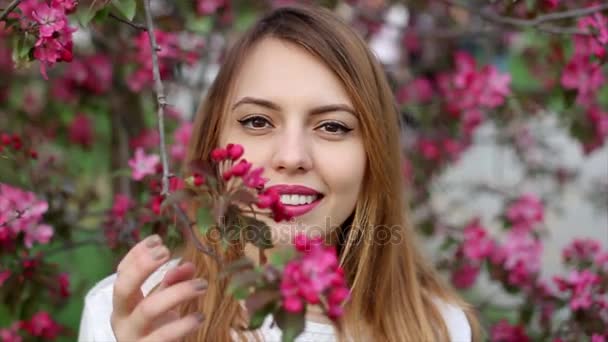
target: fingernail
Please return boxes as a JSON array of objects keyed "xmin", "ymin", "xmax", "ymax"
[
  {"xmin": 152, "ymin": 247, "xmax": 168, "ymax": 260},
  {"xmin": 146, "ymin": 235, "xmax": 161, "ymax": 248},
  {"xmin": 194, "ymin": 313, "xmax": 205, "ymax": 323},
  {"xmin": 192, "ymin": 279, "xmax": 208, "ymax": 291}
]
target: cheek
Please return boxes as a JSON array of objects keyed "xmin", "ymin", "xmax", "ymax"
[{"xmin": 318, "ymin": 142, "xmax": 366, "ymax": 199}]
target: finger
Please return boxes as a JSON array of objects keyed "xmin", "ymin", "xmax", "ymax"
[
  {"xmin": 112, "ymin": 234, "xmax": 169, "ymax": 317},
  {"xmin": 141, "ymin": 313, "xmax": 204, "ymax": 342},
  {"xmin": 131, "ymin": 277, "xmax": 208, "ymax": 331},
  {"xmin": 158, "ymin": 262, "xmax": 196, "ymax": 290}
]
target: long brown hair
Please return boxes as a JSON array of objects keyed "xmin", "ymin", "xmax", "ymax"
[{"xmin": 179, "ymin": 4, "xmax": 481, "ymax": 341}]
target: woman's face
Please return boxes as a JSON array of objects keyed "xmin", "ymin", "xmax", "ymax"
[{"xmin": 218, "ymin": 37, "xmax": 366, "ymax": 247}]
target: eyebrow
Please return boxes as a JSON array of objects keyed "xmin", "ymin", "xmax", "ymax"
[{"xmin": 231, "ymin": 96, "xmax": 357, "ymax": 117}]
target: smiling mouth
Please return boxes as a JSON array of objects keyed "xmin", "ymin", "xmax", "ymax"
[{"xmin": 279, "ymin": 194, "xmax": 324, "ymax": 206}]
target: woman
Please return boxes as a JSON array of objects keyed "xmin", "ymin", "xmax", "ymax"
[{"xmin": 79, "ymin": 4, "xmax": 480, "ymax": 342}]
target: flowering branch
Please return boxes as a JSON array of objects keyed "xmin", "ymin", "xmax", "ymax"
[
  {"xmin": 441, "ymin": 1, "xmax": 608, "ymax": 35},
  {"xmin": 143, "ymin": 0, "xmax": 170, "ymax": 197},
  {"xmin": 0, "ymin": 0, "xmax": 22, "ymax": 22},
  {"xmin": 140, "ymin": 0, "xmax": 219, "ymax": 262}
]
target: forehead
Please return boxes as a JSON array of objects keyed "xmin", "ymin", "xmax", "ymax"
[{"xmin": 230, "ymin": 37, "xmax": 353, "ymax": 107}]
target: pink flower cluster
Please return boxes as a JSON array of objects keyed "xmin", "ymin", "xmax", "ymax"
[
  {"xmin": 15, "ymin": 0, "xmax": 77, "ymax": 78},
  {"xmin": 561, "ymin": 10, "xmax": 608, "ymax": 153},
  {"xmin": 505, "ymin": 193, "xmax": 545, "ymax": 232},
  {"xmin": 127, "ymin": 30, "xmax": 199, "ymax": 92},
  {"xmin": 491, "ymin": 319, "xmax": 530, "ymax": 342},
  {"xmin": 562, "ymin": 238, "xmax": 605, "ymax": 267},
  {"xmin": 453, "ymin": 194, "xmax": 546, "ymax": 289},
  {"xmin": 211, "ymin": 144, "xmax": 292, "ymax": 223},
  {"xmin": 0, "ymin": 311, "xmax": 63, "ymax": 341},
  {"xmin": 0, "ymin": 183, "xmax": 53, "ymax": 250},
  {"xmin": 438, "ymin": 51, "xmax": 511, "ymax": 135},
  {"xmin": 280, "ymin": 234, "xmax": 350, "ymax": 319},
  {"xmin": 553, "ymin": 269, "xmax": 605, "ymax": 311},
  {"xmin": 52, "ymin": 54, "xmax": 113, "ymax": 101}
]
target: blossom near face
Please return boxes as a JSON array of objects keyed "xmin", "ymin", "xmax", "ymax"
[{"xmin": 218, "ymin": 37, "xmax": 366, "ymax": 246}]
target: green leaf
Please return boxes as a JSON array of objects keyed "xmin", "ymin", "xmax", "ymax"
[
  {"xmin": 274, "ymin": 308, "xmax": 306, "ymax": 342},
  {"xmin": 11, "ymin": 33, "xmax": 36, "ymax": 66},
  {"xmin": 247, "ymin": 292, "xmax": 279, "ymax": 329},
  {"xmin": 197, "ymin": 207, "xmax": 214, "ymax": 235},
  {"xmin": 75, "ymin": 3, "xmax": 108, "ymax": 27},
  {"xmin": 111, "ymin": 0, "xmax": 137, "ymax": 21},
  {"xmin": 269, "ymin": 248, "xmax": 296, "ymax": 269}
]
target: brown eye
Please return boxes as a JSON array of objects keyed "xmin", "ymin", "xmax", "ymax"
[
  {"xmin": 238, "ymin": 115, "xmax": 273, "ymax": 129},
  {"xmin": 317, "ymin": 121, "xmax": 352, "ymax": 135}
]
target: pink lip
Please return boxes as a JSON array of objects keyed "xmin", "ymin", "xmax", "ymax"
[{"xmin": 265, "ymin": 184, "xmax": 324, "ymax": 218}]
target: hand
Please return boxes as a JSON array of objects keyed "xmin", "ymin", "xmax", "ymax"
[{"xmin": 110, "ymin": 234, "xmax": 207, "ymax": 342}]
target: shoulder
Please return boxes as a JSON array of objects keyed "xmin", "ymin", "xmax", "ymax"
[{"xmin": 434, "ymin": 298, "xmax": 472, "ymax": 342}]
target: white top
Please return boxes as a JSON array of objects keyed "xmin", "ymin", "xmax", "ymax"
[{"xmin": 78, "ymin": 259, "xmax": 471, "ymax": 342}]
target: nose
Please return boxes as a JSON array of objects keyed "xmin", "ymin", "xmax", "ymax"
[{"xmin": 270, "ymin": 125, "xmax": 313, "ymax": 175}]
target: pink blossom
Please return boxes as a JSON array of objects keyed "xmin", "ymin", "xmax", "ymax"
[
  {"xmin": 592, "ymin": 334, "xmax": 606, "ymax": 342},
  {"xmin": 0, "ymin": 183, "xmax": 54, "ymax": 248},
  {"xmin": 553, "ymin": 270, "xmax": 601, "ymax": 311},
  {"xmin": 170, "ymin": 121, "xmax": 193, "ymax": 161},
  {"xmin": 438, "ymin": 51, "xmax": 511, "ymax": 117},
  {"xmin": 32, "ymin": 3, "xmax": 66, "ymax": 38},
  {"xmin": 491, "ymin": 320, "xmax": 530, "ymax": 342},
  {"xmin": 562, "ymin": 238, "xmax": 602, "ymax": 265},
  {"xmin": 0, "ymin": 322, "xmax": 22, "ymax": 342},
  {"xmin": 417, "ymin": 138, "xmax": 440, "ymax": 160},
  {"xmin": 560, "ymin": 56, "xmax": 605, "ymax": 107},
  {"xmin": 242, "ymin": 167, "xmax": 267, "ymax": 190},
  {"xmin": 461, "ymin": 219, "xmax": 494, "ymax": 261},
  {"xmin": 129, "ymin": 129, "xmax": 160, "ymax": 150},
  {"xmin": 493, "ymin": 230, "xmax": 542, "ymax": 286},
  {"xmin": 505, "ymin": 193, "xmax": 544, "ymax": 231},
  {"xmin": 33, "ymin": 25, "xmax": 76, "ymax": 79},
  {"xmin": 587, "ymin": 106, "xmax": 608, "ymax": 142},
  {"xmin": 462, "ymin": 109, "xmax": 484, "ymax": 137},
  {"xmin": 579, "ymin": 12, "xmax": 608, "ymax": 45},
  {"xmin": 128, "ymin": 148, "xmax": 160, "ymax": 181},
  {"xmin": 24, "ymin": 223, "xmax": 53, "ymax": 248},
  {"xmin": 56, "ymin": 273, "xmax": 70, "ymax": 298},
  {"xmin": 110, "ymin": 194, "xmax": 133, "ymax": 220},
  {"xmin": 451, "ymin": 262, "xmax": 479, "ymax": 289},
  {"xmin": 280, "ymin": 234, "xmax": 349, "ymax": 319},
  {"xmin": 442, "ymin": 138, "xmax": 464, "ymax": 162},
  {"xmin": 0, "ymin": 269, "xmax": 11, "ymax": 286},
  {"xmin": 20, "ymin": 311, "xmax": 61, "ymax": 339},
  {"xmin": 68, "ymin": 113, "xmax": 93, "ymax": 149},
  {"xmin": 396, "ymin": 77, "xmax": 434, "ymax": 104},
  {"xmin": 51, "ymin": 0, "xmax": 77, "ymax": 14},
  {"xmin": 478, "ymin": 65, "xmax": 511, "ymax": 108},
  {"xmin": 197, "ymin": 0, "xmax": 227, "ymax": 15},
  {"xmin": 127, "ymin": 30, "xmax": 197, "ymax": 91},
  {"xmin": 573, "ymin": 34, "xmax": 606, "ymax": 59}
]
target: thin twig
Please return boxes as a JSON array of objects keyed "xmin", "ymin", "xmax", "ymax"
[
  {"xmin": 143, "ymin": 0, "xmax": 170, "ymax": 197},
  {"xmin": 109, "ymin": 12, "xmax": 147, "ymax": 31},
  {"xmin": 0, "ymin": 0, "xmax": 22, "ymax": 22},
  {"xmin": 173, "ymin": 204, "xmax": 220, "ymax": 262},
  {"xmin": 141, "ymin": 0, "xmax": 219, "ymax": 262},
  {"xmin": 441, "ymin": 1, "xmax": 608, "ymax": 35}
]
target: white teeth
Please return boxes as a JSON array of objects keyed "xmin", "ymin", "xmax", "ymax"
[{"xmin": 280, "ymin": 194, "xmax": 318, "ymax": 205}]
